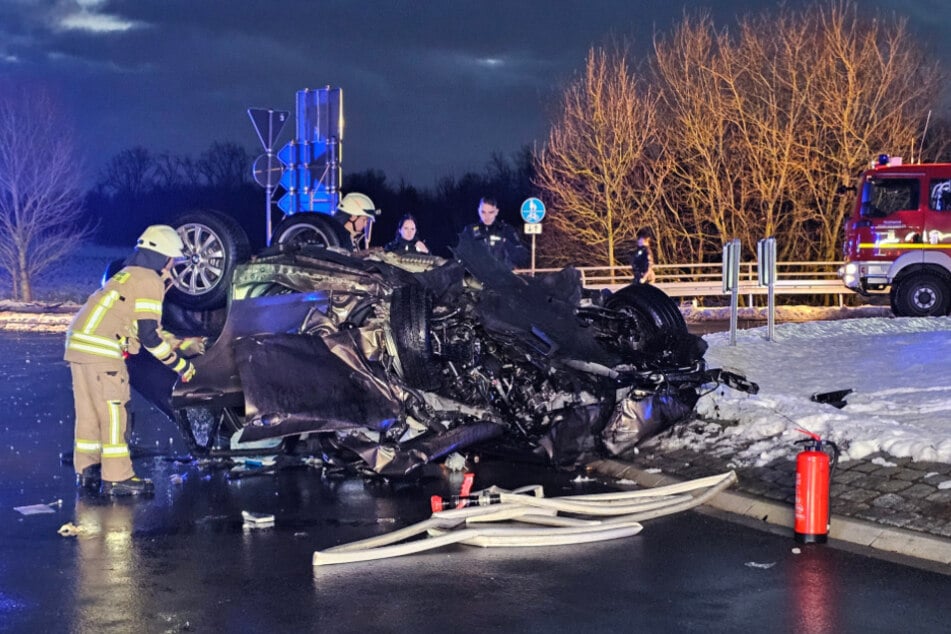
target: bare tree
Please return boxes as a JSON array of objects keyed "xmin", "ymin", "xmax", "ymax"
[
  {"xmin": 535, "ymin": 2, "xmax": 942, "ymax": 268},
  {"xmin": 97, "ymin": 146, "xmax": 155, "ymax": 199},
  {"xmin": 153, "ymin": 152, "xmax": 194, "ymax": 189},
  {"xmin": 197, "ymin": 141, "xmax": 252, "ymax": 187},
  {"xmin": 534, "ymin": 48, "xmax": 667, "ymax": 268},
  {"xmin": 0, "ymin": 82, "xmax": 92, "ymax": 301}
]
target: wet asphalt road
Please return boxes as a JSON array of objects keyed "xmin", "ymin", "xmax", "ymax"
[{"xmin": 1, "ymin": 332, "xmax": 949, "ymax": 633}]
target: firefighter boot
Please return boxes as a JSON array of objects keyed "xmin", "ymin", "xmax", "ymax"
[
  {"xmin": 101, "ymin": 476, "xmax": 155, "ymax": 497},
  {"xmin": 75, "ymin": 464, "xmax": 102, "ymax": 490}
]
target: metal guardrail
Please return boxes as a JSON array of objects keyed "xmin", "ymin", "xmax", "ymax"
[{"xmin": 517, "ymin": 261, "xmax": 848, "ymax": 305}]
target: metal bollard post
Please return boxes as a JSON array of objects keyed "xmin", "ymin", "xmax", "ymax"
[
  {"xmin": 757, "ymin": 237, "xmax": 777, "ymax": 341},
  {"xmin": 722, "ymin": 239, "xmax": 741, "ymax": 346}
]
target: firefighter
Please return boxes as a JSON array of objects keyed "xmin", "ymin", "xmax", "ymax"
[
  {"xmin": 65, "ymin": 225, "xmax": 203, "ymax": 496},
  {"xmin": 458, "ymin": 196, "xmax": 529, "ymax": 268},
  {"xmin": 337, "ymin": 192, "xmax": 380, "ymax": 249}
]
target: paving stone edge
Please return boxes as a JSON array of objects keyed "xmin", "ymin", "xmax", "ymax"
[{"xmin": 587, "ymin": 458, "xmax": 951, "ymax": 570}]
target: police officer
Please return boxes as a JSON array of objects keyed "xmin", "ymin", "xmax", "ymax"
[
  {"xmin": 384, "ymin": 214, "xmax": 429, "ymax": 254},
  {"xmin": 631, "ymin": 227, "xmax": 656, "ymax": 284},
  {"xmin": 458, "ymin": 196, "xmax": 529, "ymax": 268},
  {"xmin": 65, "ymin": 225, "xmax": 202, "ymax": 496}
]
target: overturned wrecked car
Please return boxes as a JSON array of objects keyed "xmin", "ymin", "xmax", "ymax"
[{"xmin": 130, "ymin": 212, "xmax": 757, "ymax": 478}]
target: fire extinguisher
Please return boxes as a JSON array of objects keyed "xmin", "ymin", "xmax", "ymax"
[{"xmin": 794, "ymin": 428, "xmax": 840, "ymax": 544}]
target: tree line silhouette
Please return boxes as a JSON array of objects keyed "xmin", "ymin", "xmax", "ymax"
[{"xmin": 86, "ymin": 143, "xmax": 538, "ymax": 257}]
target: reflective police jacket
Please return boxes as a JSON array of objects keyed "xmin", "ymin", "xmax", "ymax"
[{"xmin": 64, "ymin": 265, "xmax": 189, "ymax": 374}]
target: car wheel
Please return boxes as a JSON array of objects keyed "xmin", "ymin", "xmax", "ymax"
[
  {"xmin": 892, "ymin": 272, "xmax": 950, "ymax": 317},
  {"xmin": 606, "ymin": 283, "xmax": 688, "ymax": 335},
  {"xmin": 175, "ymin": 406, "xmax": 244, "ymax": 456},
  {"xmin": 271, "ymin": 213, "xmax": 352, "ymax": 250},
  {"xmin": 387, "ymin": 285, "xmax": 438, "ymax": 390},
  {"xmin": 168, "ymin": 210, "xmax": 251, "ymax": 310}
]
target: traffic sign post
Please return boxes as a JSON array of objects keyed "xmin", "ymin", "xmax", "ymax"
[
  {"xmin": 521, "ymin": 198, "xmax": 546, "ymax": 274},
  {"xmin": 758, "ymin": 237, "xmax": 777, "ymax": 341},
  {"xmin": 722, "ymin": 239, "xmax": 741, "ymax": 346},
  {"xmin": 248, "ymin": 108, "xmax": 289, "ymax": 244}
]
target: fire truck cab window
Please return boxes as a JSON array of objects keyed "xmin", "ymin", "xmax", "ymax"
[
  {"xmin": 862, "ymin": 178, "xmax": 920, "ymax": 218},
  {"xmin": 930, "ymin": 179, "xmax": 951, "ymax": 211}
]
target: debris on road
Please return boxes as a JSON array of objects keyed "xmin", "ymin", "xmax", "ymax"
[
  {"xmin": 242, "ymin": 511, "xmax": 276, "ymax": 529},
  {"xmin": 14, "ymin": 500, "xmax": 62, "ymax": 516}
]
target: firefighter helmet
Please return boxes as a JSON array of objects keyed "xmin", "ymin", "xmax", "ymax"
[
  {"xmin": 337, "ymin": 193, "xmax": 379, "ymax": 219},
  {"xmin": 136, "ymin": 225, "xmax": 185, "ymax": 259}
]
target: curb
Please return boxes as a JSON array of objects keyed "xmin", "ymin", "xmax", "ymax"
[{"xmin": 587, "ymin": 459, "xmax": 951, "ymax": 570}]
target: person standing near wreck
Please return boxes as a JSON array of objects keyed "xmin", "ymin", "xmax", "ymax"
[
  {"xmin": 458, "ymin": 196, "xmax": 529, "ymax": 268},
  {"xmin": 65, "ymin": 225, "xmax": 204, "ymax": 496},
  {"xmin": 384, "ymin": 214, "xmax": 429, "ymax": 254},
  {"xmin": 631, "ymin": 227, "xmax": 656, "ymax": 284}
]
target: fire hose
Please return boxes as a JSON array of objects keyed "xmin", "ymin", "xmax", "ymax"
[{"xmin": 312, "ymin": 470, "xmax": 737, "ymax": 567}]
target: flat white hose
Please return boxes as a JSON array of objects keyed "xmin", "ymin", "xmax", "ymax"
[
  {"xmin": 325, "ymin": 503, "xmax": 549, "ymax": 553},
  {"xmin": 312, "ymin": 471, "xmax": 737, "ymax": 567},
  {"xmin": 315, "ymin": 522, "xmax": 645, "ymax": 565},
  {"xmin": 493, "ymin": 491, "xmax": 694, "ymax": 516},
  {"xmin": 428, "ymin": 523, "xmax": 643, "ymax": 548}
]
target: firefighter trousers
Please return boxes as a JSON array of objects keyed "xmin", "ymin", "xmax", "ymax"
[{"xmin": 69, "ymin": 361, "xmax": 135, "ymax": 483}]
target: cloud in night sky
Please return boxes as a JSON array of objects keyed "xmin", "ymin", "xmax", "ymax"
[{"xmin": 1, "ymin": 0, "xmax": 948, "ymax": 188}]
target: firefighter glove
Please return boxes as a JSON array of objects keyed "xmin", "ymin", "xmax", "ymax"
[
  {"xmin": 179, "ymin": 336, "xmax": 207, "ymax": 356},
  {"xmin": 179, "ymin": 360, "xmax": 197, "ymax": 383}
]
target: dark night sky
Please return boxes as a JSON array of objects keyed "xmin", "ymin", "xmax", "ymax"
[{"xmin": 1, "ymin": 0, "xmax": 947, "ymax": 189}]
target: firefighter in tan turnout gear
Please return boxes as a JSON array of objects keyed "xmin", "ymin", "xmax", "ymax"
[{"xmin": 65, "ymin": 225, "xmax": 203, "ymax": 496}]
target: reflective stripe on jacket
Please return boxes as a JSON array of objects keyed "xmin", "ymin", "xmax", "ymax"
[{"xmin": 65, "ymin": 266, "xmax": 175, "ymax": 366}]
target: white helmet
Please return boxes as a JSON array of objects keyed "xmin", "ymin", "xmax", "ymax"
[
  {"xmin": 337, "ymin": 192, "xmax": 378, "ymax": 219},
  {"xmin": 136, "ymin": 225, "xmax": 185, "ymax": 258}
]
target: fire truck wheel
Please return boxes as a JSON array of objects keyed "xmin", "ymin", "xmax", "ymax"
[
  {"xmin": 168, "ymin": 210, "xmax": 252, "ymax": 310},
  {"xmin": 272, "ymin": 213, "xmax": 352, "ymax": 251},
  {"xmin": 892, "ymin": 273, "xmax": 951, "ymax": 317}
]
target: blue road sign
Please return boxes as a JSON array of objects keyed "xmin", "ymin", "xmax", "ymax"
[{"xmin": 520, "ymin": 197, "xmax": 546, "ymax": 224}]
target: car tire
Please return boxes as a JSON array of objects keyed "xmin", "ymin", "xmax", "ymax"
[
  {"xmin": 271, "ymin": 213, "xmax": 352, "ymax": 250},
  {"xmin": 892, "ymin": 272, "xmax": 950, "ymax": 317},
  {"xmin": 168, "ymin": 210, "xmax": 251, "ymax": 310},
  {"xmin": 606, "ymin": 283, "xmax": 688, "ymax": 335},
  {"xmin": 388, "ymin": 285, "xmax": 438, "ymax": 390}
]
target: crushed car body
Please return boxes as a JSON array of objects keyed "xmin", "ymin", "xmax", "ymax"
[{"xmin": 130, "ymin": 237, "xmax": 758, "ymax": 478}]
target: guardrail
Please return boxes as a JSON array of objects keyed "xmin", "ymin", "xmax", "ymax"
[{"xmin": 517, "ymin": 261, "xmax": 848, "ymax": 305}]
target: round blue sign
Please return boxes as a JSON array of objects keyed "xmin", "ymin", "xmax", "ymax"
[{"xmin": 520, "ymin": 197, "xmax": 546, "ymax": 224}]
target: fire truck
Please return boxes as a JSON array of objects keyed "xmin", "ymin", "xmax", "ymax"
[{"xmin": 839, "ymin": 154, "xmax": 951, "ymax": 316}]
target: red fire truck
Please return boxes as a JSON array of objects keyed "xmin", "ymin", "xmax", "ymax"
[{"xmin": 839, "ymin": 154, "xmax": 951, "ymax": 316}]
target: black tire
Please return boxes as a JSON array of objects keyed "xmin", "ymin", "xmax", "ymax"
[
  {"xmin": 388, "ymin": 285, "xmax": 438, "ymax": 390},
  {"xmin": 605, "ymin": 283, "xmax": 688, "ymax": 335},
  {"xmin": 892, "ymin": 272, "xmax": 951, "ymax": 317},
  {"xmin": 271, "ymin": 213, "xmax": 352, "ymax": 250},
  {"xmin": 168, "ymin": 210, "xmax": 251, "ymax": 310}
]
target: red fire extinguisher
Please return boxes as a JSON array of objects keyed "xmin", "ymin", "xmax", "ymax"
[{"xmin": 794, "ymin": 428, "xmax": 840, "ymax": 544}]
